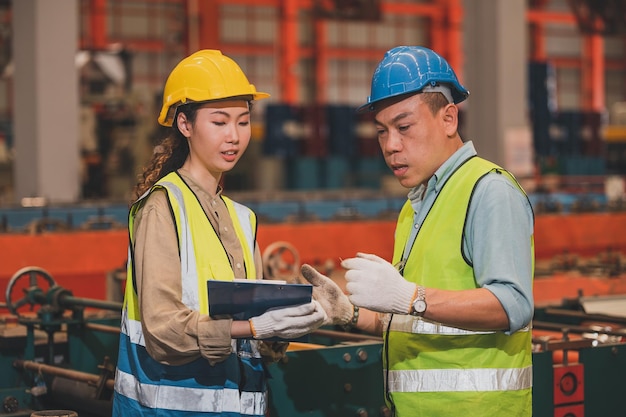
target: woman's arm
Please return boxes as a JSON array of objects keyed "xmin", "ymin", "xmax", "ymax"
[{"xmin": 134, "ymin": 191, "xmax": 233, "ymax": 366}]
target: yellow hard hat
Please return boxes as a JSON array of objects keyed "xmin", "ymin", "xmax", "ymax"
[{"xmin": 158, "ymin": 49, "xmax": 270, "ymax": 126}]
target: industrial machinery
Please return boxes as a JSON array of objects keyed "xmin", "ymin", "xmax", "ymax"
[
  {"xmin": 1, "ymin": 267, "xmax": 626, "ymax": 417},
  {"xmin": 0, "ymin": 267, "xmax": 120, "ymax": 416},
  {"xmin": 532, "ymin": 297, "xmax": 626, "ymax": 417}
]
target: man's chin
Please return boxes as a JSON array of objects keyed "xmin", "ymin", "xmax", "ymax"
[{"xmin": 395, "ymin": 175, "xmax": 418, "ymax": 189}]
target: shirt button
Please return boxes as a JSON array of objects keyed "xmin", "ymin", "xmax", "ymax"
[
  {"xmin": 414, "ymin": 223, "xmax": 419, "ymax": 229},
  {"xmin": 223, "ymin": 226, "xmax": 228, "ymax": 232},
  {"xmin": 211, "ymin": 200, "xmax": 216, "ymax": 206},
  {"xmin": 236, "ymin": 263, "xmax": 241, "ymax": 269}
]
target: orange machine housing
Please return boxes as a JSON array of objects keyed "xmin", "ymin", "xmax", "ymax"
[{"xmin": 1, "ymin": 212, "xmax": 626, "ymax": 307}]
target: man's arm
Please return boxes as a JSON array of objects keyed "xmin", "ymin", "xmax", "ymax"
[{"xmin": 464, "ymin": 173, "xmax": 535, "ymax": 332}]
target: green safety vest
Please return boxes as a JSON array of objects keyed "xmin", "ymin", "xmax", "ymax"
[{"xmin": 387, "ymin": 156, "xmax": 534, "ymax": 416}]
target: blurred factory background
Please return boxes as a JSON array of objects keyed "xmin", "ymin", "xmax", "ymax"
[
  {"xmin": 1, "ymin": 2, "xmax": 626, "ymax": 417},
  {"xmin": 0, "ymin": 0, "xmax": 624, "ymax": 208}
]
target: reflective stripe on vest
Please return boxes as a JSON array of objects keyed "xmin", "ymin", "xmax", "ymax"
[
  {"xmin": 119, "ymin": 309, "xmax": 143, "ymax": 346},
  {"xmin": 159, "ymin": 180, "xmax": 200, "ymax": 310},
  {"xmin": 228, "ymin": 198, "xmax": 256, "ymax": 260},
  {"xmin": 115, "ymin": 368, "xmax": 266, "ymax": 414},
  {"xmin": 388, "ymin": 366, "xmax": 533, "ymax": 393},
  {"xmin": 390, "ymin": 315, "xmax": 530, "ymax": 335}
]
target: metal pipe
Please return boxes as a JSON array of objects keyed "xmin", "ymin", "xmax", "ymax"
[
  {"xmin": 312, "ymin": 328, "xmax": 383, "ymax": 342},
  {"xmin": 532, "ymin": 336, "xmax": 594, "ymax": 351},
  {"xmin": 60, "ymin": 295, "xmax": 122, "ymax": 312},
  {"xmin": 13, "ymin": 359, "xmax": 115, "ymax": 390},
  {"xmin": 543, "ymin": 308, "xmax": 626, "ymax": 325},
  {"xmin": 533, "ymin": 320, "xmax": 626, "ymax": 337},
  {"xmin": 84, "ymin": 322, "xmax": 120, "ymax": 334},
  {"xmin": 28, "ymin": 289, "xmax": 121, "ymax": 313}
]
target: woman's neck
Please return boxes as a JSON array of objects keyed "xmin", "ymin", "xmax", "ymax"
[{"xmin": 179, "ymin": 164, "xmax": 220, "ymax": 196}]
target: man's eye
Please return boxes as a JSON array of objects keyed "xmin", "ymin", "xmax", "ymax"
[{"xmin": 398, "ymin": 125, "xmax": 410, "ymax": 132}]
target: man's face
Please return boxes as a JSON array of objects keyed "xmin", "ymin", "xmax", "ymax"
[{"xmin": 374, "ymin": 94, "xmax": 458, "ymax": 189}]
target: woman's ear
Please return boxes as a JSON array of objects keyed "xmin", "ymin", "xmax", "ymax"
[{"xmin": 176, "ymin": 112, "xmax": 192, "ymax": 138}]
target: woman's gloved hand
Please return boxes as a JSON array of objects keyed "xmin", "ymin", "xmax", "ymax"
[
  {"xmin": 342, "ymin": 252, "xmax": 417, "ymax": 314},
  {"xmin": 249, "ymin": 301, "xmax": 326, "ymax": 340},
  {"xmin": 300, "ymin": 264, "xmax": 354, "ymax": 326}
]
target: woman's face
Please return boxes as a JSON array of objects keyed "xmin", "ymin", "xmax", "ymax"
[{"xmin": 182, "ymin": 99, "xmax": 251, "ymax": 180}]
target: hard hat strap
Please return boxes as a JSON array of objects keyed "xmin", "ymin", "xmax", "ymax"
[{"xmin": 421, "ymin": 84, "xmax": 454, "ymax": 104}]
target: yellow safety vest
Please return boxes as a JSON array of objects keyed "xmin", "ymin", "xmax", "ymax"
[
  {"xmin": 387, "ymin": 156, "xmax": 534, "ymax": 416},
  {"xmin": 123, "ymin": 173, "xmax": 257, "ymax": 319},
  {"xmin": 114, "ymin": 171, "xmax": 265, "ymax": 416}
]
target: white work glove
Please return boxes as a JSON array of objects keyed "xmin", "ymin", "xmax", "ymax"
[
  {"xmin": 300, "ymin": 264, "xmax": 354, "ymax": 326},
  {"xmin": 249, "ymin": 301, "xmax": 326, "ymax": 340},
  {"xmin": 342, "ymin": 252, "xmax": 417, "ymax": 314}
]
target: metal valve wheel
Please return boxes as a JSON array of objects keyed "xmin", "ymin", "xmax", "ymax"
[
  {"xmin": 5, "ymin": 266, "xmax": 57, "ymax": 318},
  {"xmin": 262, "ymin": 241, "xmax": 301, "ymax": 281}
]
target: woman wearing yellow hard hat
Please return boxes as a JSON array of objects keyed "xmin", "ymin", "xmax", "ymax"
[{"xmin": 112, "ymin": 50, "xmax": 326, "ymax": 416}]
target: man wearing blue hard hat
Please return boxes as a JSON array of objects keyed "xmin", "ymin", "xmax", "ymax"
[{"xmin": 302, "ymin": 46, "xmax": 534, "ymax": 416}]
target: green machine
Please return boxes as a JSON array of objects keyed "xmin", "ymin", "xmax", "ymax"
[
  {"xmin": 1, "ymin": 267, "xmax": 120, "ymax": 416},
  {"xmin": 531, "ymin": 301, "xmax": 626, "ymax": 417},
  {"xmin": 267, "ymin": 331, "xmax": 388, "ymax": 417},
  {"xmin": 2, "ymin": 267, "xmax": 626, "ymax": 417}
]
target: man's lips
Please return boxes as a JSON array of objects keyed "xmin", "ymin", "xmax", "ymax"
[{"xmin": 390, "ymin": 164, "xmax": 408, "ymax": 176}]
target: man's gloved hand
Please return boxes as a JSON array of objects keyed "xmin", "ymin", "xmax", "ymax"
[
  {"xmin": 301, "ymin": 264, "xmax": 353, "ymax": 326},
  {"xmin": 249, "ymin": 301, "xmax": 326, "ymax": 340},
  {"xmin": 258, "ymin": 341, "xmax": 290, "ymax": 364},
  {"xmin": 341, "ymin": 252, "xmax": 417, "ymax": 314}
]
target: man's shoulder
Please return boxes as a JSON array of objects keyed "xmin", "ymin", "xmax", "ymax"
[{"xmin": 476, "ymin": 171, "xmax": 524, "ymax": 194}]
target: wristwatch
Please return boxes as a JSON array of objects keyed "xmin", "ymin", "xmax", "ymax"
[{"xmin": 411, "ymin": 285, "xmax": 427, "ymax": 317}]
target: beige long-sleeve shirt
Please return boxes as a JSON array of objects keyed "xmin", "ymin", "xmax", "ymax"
[{"xmin": 131, "ymin": 169, "xmax": 263, "ymax": 366}]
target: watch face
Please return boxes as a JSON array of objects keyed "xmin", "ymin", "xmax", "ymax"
[{"xmin": 414, "ymin": 300, "xmax": 427, "ymax": 313}]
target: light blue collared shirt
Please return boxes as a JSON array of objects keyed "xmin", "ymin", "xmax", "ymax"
[{"xmin": 405, "ymin": 141, "xmax": 534, "ymax": 333}]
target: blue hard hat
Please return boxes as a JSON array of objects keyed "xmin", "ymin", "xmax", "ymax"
[{"xmin": 357, "ymin": 46, "xmax": 469, "ymax": 113}]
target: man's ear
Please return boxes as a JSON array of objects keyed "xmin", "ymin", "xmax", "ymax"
[
  {"xmin": 442, "ymin": 103, "xmax": 459, "ymax": 137},
  {"xmin": 176, "ymin": 112, "xmax": 192, "ymax": 138}
]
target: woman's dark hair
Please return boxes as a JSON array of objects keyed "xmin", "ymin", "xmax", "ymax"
[{"xmin": 132, "ymin": 102, "xmax": 200, "ymax": 199}]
